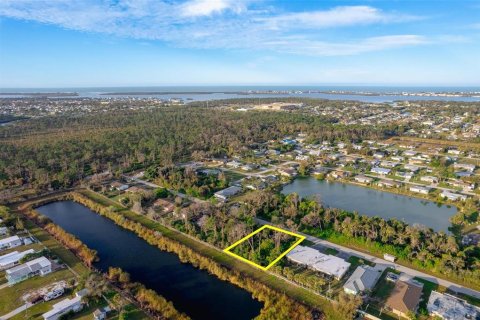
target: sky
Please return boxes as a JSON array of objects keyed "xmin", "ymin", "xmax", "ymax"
[{"xmin": 0, "ymin": 0, "xmax": 479, "ymax": 88}]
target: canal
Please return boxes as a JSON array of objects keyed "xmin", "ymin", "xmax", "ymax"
[
  {"xmin": 282, "ymin": 177, "xmax": 457, "ymax": 232},
  {"xmin": 37, "ymin": 201, "xmax": 262, "ymax": 320}
]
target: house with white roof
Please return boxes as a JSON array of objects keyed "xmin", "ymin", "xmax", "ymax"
[
  {"xmin": 440, "ymin": 191, "xmax": 467, "ymax": 201},
  {"xmin": 6, "ymin": 256, "xmax": 52, "ymax": 284},
  {"xmin": 286, "ymin": 245, "xmax": 350, "ymax": 280},
  {"xmin": 410, "ymin": 185, "xmax": 431, "ymax": 195},
  {"xmin": 343, "ymin": 265, "xmax": 382, "ymax": 295},
  {"xmin": 427, "ymin": 291, "xmax": 480, "ymax": 320},
  {"xmin": 214, "ymin": 186, "xmax": 242, "ymax": 202},
  {"xmin": 0, "ymin": 249, "xmax": 35, "ymax": 270},
  {"xmin": 43, "ymin": 290, "xmax": 86, "ymax": 320},
  {"xmin": 371, "ymin": 167, "xmax": 391, "ymax": 176},
  {"xmin": 0, "ymin": 235, "xmax": 22, "ymax": 251}
]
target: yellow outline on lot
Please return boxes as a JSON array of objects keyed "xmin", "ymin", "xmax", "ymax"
[{"xmin": 223, "ymin": 224, "xmax": 306, "ymax": 271}]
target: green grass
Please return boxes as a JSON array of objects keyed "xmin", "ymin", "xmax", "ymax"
[
  {"xmin": 0, "ymin": 269, "xmax": 75, "ymax": 316},
  {"xmin": 413, "ymin": 277, "xmax": 439, "ymax": 313},
  {"xmin": 347, "ymin": 255, "xmax": 374, "ymax": 268},
  {"xmin": 222, "ymin": 170, "xmax": 246, "ymax": 182},
  {"xmin": 23, "ymin": 220, "xmax": 89, "ymax": 276},
  {"xmin": 79, "ymin": 190, "xmax": 344, "ymax": 320}
]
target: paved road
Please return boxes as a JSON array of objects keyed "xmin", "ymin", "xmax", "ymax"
[
  {"xmin": 255, "ymin": 217, "xmax": 480, "ymax": 300},
  {"xmin": 0, "ymin": 303, "xmax": 33, "ymax": 320}
]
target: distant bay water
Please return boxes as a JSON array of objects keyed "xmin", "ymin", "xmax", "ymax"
[{"xmin": 1, "ymin": 86, "xmax": 480, "ymax": 103}]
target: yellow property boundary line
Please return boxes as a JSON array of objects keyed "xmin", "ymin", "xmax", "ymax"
[{"xmin": 223, "ymin": 224, "xmax": 305, "ymax": 271}]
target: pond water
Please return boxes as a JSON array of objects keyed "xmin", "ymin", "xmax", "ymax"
[
  {"xmin": 281, "ymin": 177, "xmax": 457, "ymax": 232},
  {"xmin": 37, "ymin": 201, "xmax": 262, "ymax": 320}
]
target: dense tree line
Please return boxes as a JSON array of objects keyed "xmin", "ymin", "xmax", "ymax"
[
  {"xmin": 107, "ymin": 267, "xmax": 191, "ymax": 320},
  {"xmin": 145, "ymin": 166, "xmax": 227, "ymax": 199},
  {"xmin": 0, "ymin": 105, "xmax": 396, "ymax": 189},
  {"xmin": 21, "ymin": 207, "xmax": 98, "ymax": 266},
  {"xmin": 241, "ymin": 191, "xmax": 480, "ymax": 289},
  {"xmin": 69, "ymin": 192, "xmax": 326, "ymax": 320}
]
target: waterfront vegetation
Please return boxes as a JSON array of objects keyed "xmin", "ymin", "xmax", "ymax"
[
  {"xmin": 12, "ymin": 201, "xmax": 190, "ymax": 320},
  {"xmin": 240, "ymin": 191, "xmax": 480, "ymax": 290}
]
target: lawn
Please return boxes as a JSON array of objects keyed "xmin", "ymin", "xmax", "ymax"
[
  {"xmin": 347, "ymin": 255, "xmax": 374, "ymax": 268},
  {"xmin": 79, "ymin": 190, "xmax": 345, "ymax": 320},
  {"xmin": 413, "ymin": 277, "xmax": 439, "ymax": 313},
  {"xmin": 0, "ymin": 269, "xmax": 75, "ymax": 316}
]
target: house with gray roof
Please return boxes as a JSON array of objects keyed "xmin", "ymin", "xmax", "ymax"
[
  {"xmin": 5, "ymin": 256, "xmax": 52, "ymax": 285},
  {"xmin": 343, "ymin": 265, "xmax": 382, "ymax": 295}
]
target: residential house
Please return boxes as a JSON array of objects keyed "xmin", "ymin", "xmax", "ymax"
[
  {"xmin": 440, "ymin": 191, "xmax": 467, "ymax": 201},
  {"xmin": 0, "ymin": 235, "xmax": 22, "ymax": 251},
  {"xmin": 286, "ymin": 245, "xmax": 350, "ymax": 280},
  {"xmin": 377, "ymin": 180, "xmax": 401, "ymax": 188},
  {"xmin": 461, "ymin": 233, "xmax": 480, "ymax": 246},
  {"xmin": 446, "ymin": 179, "xmax": 476, "ymax": 192},
  {"xmin": 42, "ymin": 290, "xmax": 87, "ymax": 320},
  {"xmin": 330, "ymin": 170, "xmax": 350, "ymax": 179},
  {"xmin": 153, "ymin": 198, "xmax": 175, "ymax": 214},
  {"xmin": 385, "ymin": 280, "xmax": 423, "ymax": 319},
  {"xmin": 404, "ymin": 164, "xmax": 420, "ymax": 172},
  {"xmin": 373, "ymin": 151, "xmax": 386, "ymax": 159},
  {"xmin": 454, "ymin": 163, "xmax": 476, "ymax": 172},
  {"xmin": 6, "ymin": 256, "xmax": 52, "ymax": 284},
  {"xmin": 214, "ymin": 186, "xmax": 242, "ymax": 202},
  {"xmin": 226, "ymin": 160, "xmax": 242, "ymax": 168},
  {"xmin": 381, "ymin": 161, "xmax": 399, "ymax": 168},
  {"xmin": 355, "ymin": 175, "xmax": 373, "ymax": 184},
  {"xmin": 371, "ymin": 167, "xmax": 391, "ymax": 176},
  {"xmin": 410, "ymin": 185, "xmax": 431, "ymax": 195},
  {"xmin": 278, "ymin": 168, "xmax": 298, "ymax": 178},
  {"xmin": 427, "ymin": 291, "xmax": 480, "ymax": 320},
  {"xmin": 343, "ymin": 266, "xmax": 382, "ymax": 295},
  {"xmin": 110, "ymin": 181, "xmax": 128, "ymax": 191},
  {"xmin": 420, "ymin": 176, "xmax": 439, "ymax": 184},
  {"xmin": 403, "ymin": 150, "xmax": 417, "ymax": 157},
  {"xmin": 0, "ymin": 249, "xmax": 35, "ymax": 270}
]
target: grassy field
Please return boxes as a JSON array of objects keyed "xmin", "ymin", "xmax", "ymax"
[
  {"xmin": 79, "ymin": 189, "xmax": 344, "ymax": 320},
  {"xmin": 0, "ymin": 269, "xmax": 75, "ymax": 315},
  {"xmin": 0, "ymin": 217, "xmax": 87, "ymax": 316}
]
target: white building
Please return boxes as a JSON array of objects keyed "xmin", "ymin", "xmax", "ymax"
[
  {"xmin": 343, "ymin": 266, "xmax": 382, "ymax": 295},
  {"xmin": 355, "ymin": 175, "xmax": 373, "ymax": 184},
  {"xmin": 410, "ymin": 185, "xmax": 431, "ymax": 194},
  {"xmin": 0, "ymin": 235, "xmax": 22, "ymax": 251},
  {"xmin": 214, "ymin": 186, "xmax": 242, "ymax": 202},
  {"xmin": 427, "ymin": 291, "xmax": 480, "ymax": 320},
  {"xmin": 0, "ymin": 249, "xmax": 35, "ymax": 270},
  {"xmin": 43, "ymin": 291, "xmax": 86, "ymax": 320},
  {"xmin": 420, "ymin": 176, "xmax": 439, "ymax": 184},
  {"xmin": 371, "ymin": 167, "xmax": 391, "ymax": 176},
  {"xmin": 440, "ymin": 191, "xmax": 467, "ymax": 201},
  {"xmin": 286, "ymin": 245, "xmax": 350, "ymax": 280},
  {"xmin": 6, "ymin": 256, "xmax": 52, "ymax": 284},
  {"xmin": 453, "ymin": 163, "xmax": 476, "ymax": 172}
]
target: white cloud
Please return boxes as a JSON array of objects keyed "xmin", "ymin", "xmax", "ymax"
[
  {"xmin": 0, "ymin": 1, "xmax": 429, "ymax": 56},
  {"xmin": 180, "ymin": 0, "xmax": 245, "ymax": 17},
  {"xmin": 258, "ymin": 6, "xmax": 419, "ymax": 30}
]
